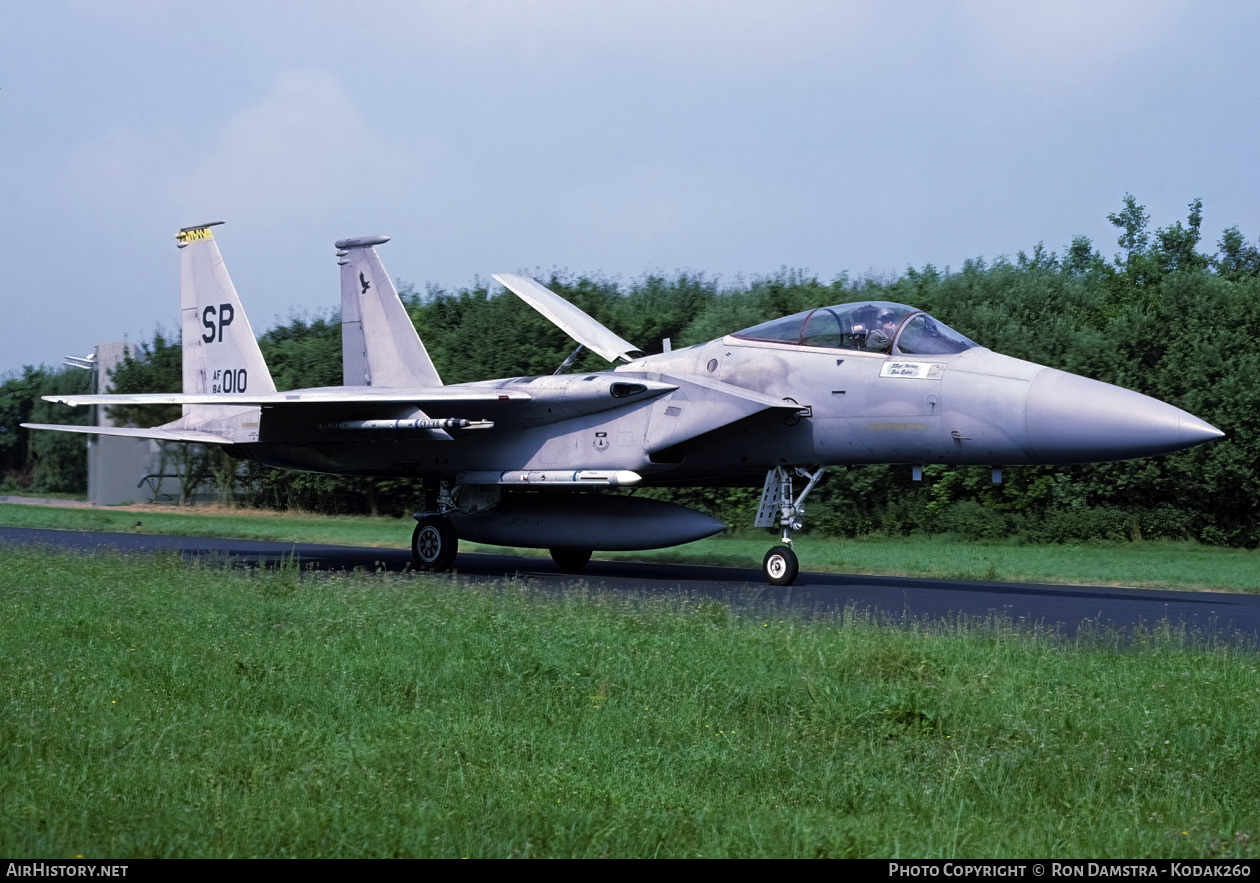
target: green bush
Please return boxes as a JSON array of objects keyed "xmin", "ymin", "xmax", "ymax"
[{"xmin": 943, "ymin": 500, "xmax": 1010, "ymax": 542}]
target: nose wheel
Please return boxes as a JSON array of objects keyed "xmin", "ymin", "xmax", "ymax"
[
  {"xmin": 754, "ymin": 465, "xmax": 825, "ymax": 586},
  {"xmin": 763, "ymin": 546, "xmax": 799, "ymax": 586},
  {"xmin": 412, "ymin": 513, "xmax": 458, "ymax": 572}
]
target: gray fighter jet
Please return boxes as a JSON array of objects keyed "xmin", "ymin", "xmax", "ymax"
[{"xmin": 26, "ymin": 223, "xmax": 1225, "ymax": 585}]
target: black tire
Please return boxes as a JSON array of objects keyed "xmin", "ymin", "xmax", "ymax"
[
  {"xmin": 550, "ymin": 548, "xmax": 592, "ymax": 572},
  {"xmin": 412, "ymin": 514, "xmax": 458, "ymax": 572},
  {"xmin": 763, "ymin": 545, "xmax": 799, "ymax": 586}
]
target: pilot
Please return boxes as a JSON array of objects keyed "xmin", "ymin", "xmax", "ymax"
[{"xmin": 864, "ymin": 308, "xmax": 899, "ymax": 353}]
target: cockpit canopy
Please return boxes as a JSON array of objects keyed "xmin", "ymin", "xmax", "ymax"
[{"xmin": 731, "ymin": 301, "xmax": 978, "ymax": 356}]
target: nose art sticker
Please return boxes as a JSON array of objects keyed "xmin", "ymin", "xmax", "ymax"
[{"xmin": 880, "ymin": 361, "xmax": 947, "ymax": 380}]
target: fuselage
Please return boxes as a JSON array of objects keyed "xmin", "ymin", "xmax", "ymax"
[
  {"xmin": 236, "ymin": 332, "xmax": 1222, "ymax": 486},
  {"xmin": 626, "ymin": 337, "xmax": 1222, "ymax": 472}
]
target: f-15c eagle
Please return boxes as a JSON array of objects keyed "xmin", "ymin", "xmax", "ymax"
[{"xmin": 26, "ymin": 223, "xmax": 1224, "ymax": 585}]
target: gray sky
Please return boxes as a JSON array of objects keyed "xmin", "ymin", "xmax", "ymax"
[{"xmin": 3, "ymin": 1, "xmax": 1258, "ymax": 375}]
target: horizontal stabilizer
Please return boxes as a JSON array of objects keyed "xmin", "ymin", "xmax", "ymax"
[
  {"xmin": 493, "ymin": 274, "xmax": 642, "ymax": 363},
  {"xmin": 21, "ymin": 423, "xmax": 234, "ymax": 445}
]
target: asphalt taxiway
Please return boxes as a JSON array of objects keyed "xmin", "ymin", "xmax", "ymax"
[{"xmin": 3, "ymin": 525, "xmax": 1258, "ymax": 641}]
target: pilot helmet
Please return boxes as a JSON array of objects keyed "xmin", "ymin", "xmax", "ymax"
[
  {"xmin": 852, "ymin": 305, "xmax": 878, "ymax": 330},
  {"xmin": 875, "ymin": 307, "xmax": 897, "ymax": 326}
]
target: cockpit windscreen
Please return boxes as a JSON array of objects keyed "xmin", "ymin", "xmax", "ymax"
[
  {"xmin": 731, "ymin": 301, "xmax": 977, "ymax": 355},
  {"xmin": 894, "ymin": 314, "xmax": 977, "ymax": 355}
]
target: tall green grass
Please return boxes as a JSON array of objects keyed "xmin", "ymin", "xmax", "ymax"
[
  {"xmin": 0, "ymin": 502, "xmax": 407, "ymax": 549},
  {"xmin": 1, "ymin": 548, "xmax": 1258, "ymax": 857}
]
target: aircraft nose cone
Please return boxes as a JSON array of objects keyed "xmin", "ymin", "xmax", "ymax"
[
  {"xmin": 1025, "ymin": 369, "xmax": 1224, "ymax": 463},
  {"xmin": 1178, "ymin": 411, "xmax": 1227, "ymax": 447}
]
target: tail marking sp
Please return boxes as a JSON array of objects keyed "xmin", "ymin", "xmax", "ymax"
[{"xmin": 201, "ymin": 303, "xmax": 235, "ymax": 343}]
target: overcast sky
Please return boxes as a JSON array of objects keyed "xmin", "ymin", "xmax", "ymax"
[{"xmin": 3, "ymin": 1, "xmax": 1258, "ymax": 375}]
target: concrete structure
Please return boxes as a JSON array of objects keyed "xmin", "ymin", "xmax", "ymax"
[{"xmin": 83, "ymin": 343, "xmax": 182, "ymax": 505}]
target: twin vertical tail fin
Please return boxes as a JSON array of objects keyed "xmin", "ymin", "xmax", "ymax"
[
  {"xmin": 336, "ymin": 236, "xmax": 442, "ymax": 388},
  {"xmin": 31, "ymin": 225, "xmax": 439, "ymax": 447},
  {"xmin": 178, "ymin": 222, "xmax": 277, "ymax": 398},
  {"xmin": 174, "ymin": 222, "xmax": 276, "ymax": 435}
]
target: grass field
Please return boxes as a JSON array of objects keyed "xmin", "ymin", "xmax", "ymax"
[
  {"xmin": 1, "ymin": 547, "xmax": 1258, "ymax": 858},
  {"xmin": 3, "ymin": 501, "xmax": 1260, "ymax": 593}
]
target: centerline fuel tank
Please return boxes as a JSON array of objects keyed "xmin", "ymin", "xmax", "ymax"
[{"xmin": 444, "ymin": 492, "xmax": 725, "ymax": 551}]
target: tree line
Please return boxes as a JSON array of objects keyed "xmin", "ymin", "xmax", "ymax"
[{"xmin": 3, "ymin": 195, "xmax": 1259, "ymax": 545}]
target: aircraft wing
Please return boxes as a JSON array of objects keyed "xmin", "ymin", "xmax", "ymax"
[
  {"xmin": 41, "ymin": 389, "xmax": 533, "ymax": 408},
  {"xmin": 493, "ymin": 274, "xmax": 643, "ymax": 363},
  {"xmin": 33, "ymin": 373, "xmax": 790, "ymax": 451},
  {"xmin": 20, "ymin": 423, "xmax": 235, "ymax": 445},
  {"xmin": 39, "ymin": 377, "xmax": 681, "ymax": 433}
]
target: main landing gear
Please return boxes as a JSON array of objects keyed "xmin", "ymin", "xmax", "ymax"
[
  {"xmin": 412, "ymin": 480, "xmax": 458, "ymax": 572},
  {"xmin": 410, "ymin": 482, "xmax": 597, "ymax": 575},
  {"xmin": 412, "ymin": 513, "xmax": 458, "ymax": 571},
  {"xmin": 754, "ymin": 465, "xmax": 826, "ymax": 586}
]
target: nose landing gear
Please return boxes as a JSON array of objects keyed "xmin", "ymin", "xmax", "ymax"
[
  {"xmin": 755, "ymin": 465, "xmax": 825, "ymax": 585},
  {"xmin": 762, "ymin": 545, "xmax": 799, "ymax": 586}
]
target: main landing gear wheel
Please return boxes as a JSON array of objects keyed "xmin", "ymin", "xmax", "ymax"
[
  {"xmin": 412, "ymin": 514, "xmax": 458, "ymax": 572},
  {"xmin": 763, "ymin": 545, "xmax": 799, "ymax": 586},
  {"xmin": 550, "ymin": 548, "xmax": 592, "ymax": 572}
]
